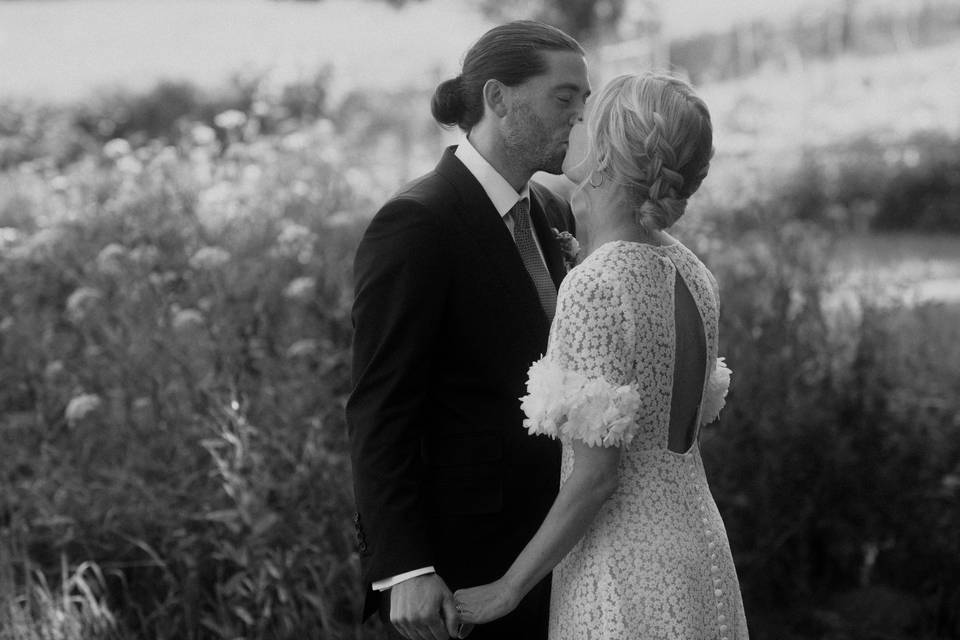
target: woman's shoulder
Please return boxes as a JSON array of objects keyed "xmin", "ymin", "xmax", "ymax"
[
  {"xmin": 567, "ymin": 236, "xmax": 720, "ymax": 305},
  {"xmin": 575, "ymin": 239, "xmax": 678, "ymax": 279},
  {"xmin": 558, "ymin": 247, "xmax": 631, "ymax": 313},
  {"xmin": 561, "ymin": 241, "xmax": 665, "ymax": 305},
  {"xmin": 566, "ymin": 242, "xmax": 629, "ymax": 287}
]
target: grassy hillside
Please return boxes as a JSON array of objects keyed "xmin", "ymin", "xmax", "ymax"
[{"xmin": 701, "ymin": 38, "xmax": 960, "ymax": 159}]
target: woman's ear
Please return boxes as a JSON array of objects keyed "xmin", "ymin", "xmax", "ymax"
[{"xmin": 482, "ymin": 79, "xmax": 510, "ymax": 118}]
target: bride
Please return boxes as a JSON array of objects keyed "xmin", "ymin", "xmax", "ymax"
[{"xmin": 454, "ymin": 72, "xmax": 748, "ymax": 640}]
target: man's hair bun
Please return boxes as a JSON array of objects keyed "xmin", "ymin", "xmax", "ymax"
[{"xmin": 431, "ymin": 76, "xmax": 466, "ymax": 128}]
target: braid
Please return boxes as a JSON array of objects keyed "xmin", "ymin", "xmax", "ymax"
[
  {"xmin": 635, "ymin": 111, "xmax": 688, "ymax": 232},
  {"xmin": 586, "ymin": 73, "xmax": 713, "ymax": 233}
]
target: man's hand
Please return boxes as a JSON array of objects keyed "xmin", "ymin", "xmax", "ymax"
[{"xmin": 389, "ymin": 573, "xmax": 465, "ymax": 640}]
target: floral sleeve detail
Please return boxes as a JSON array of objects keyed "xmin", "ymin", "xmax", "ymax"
[
  {"xmin": 520, "ymin": 260, "xmax": 641, "ymax": 447},
  {"xmin": 521, "ymin": 357, "xmax": 643, "ymax": 448},
  {"xmin": 700, "ymin": 357, "xmax": 732, "ymax": 425}
]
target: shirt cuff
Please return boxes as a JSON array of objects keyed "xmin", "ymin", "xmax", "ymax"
[{"xmin": 371, "ymin": 567, "xmax": 436, "ymax": 591}]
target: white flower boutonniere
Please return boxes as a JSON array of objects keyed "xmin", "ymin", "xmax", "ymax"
[{"xmin": 552, "ymin": 228, "xmax": 580, "ymax": 271}]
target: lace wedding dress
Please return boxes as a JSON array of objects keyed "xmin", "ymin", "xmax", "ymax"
[{"xmin": 522, "ymin": 239, "xmax": 748, "ymax": 640}]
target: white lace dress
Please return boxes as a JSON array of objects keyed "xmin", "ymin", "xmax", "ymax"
[{"xmin": 522, "ymin": 240, "xmax": 748, "ymax": 640}]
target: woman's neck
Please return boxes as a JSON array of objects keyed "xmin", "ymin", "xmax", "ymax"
[{"xmin": 578, "ymin": 184, "xmax": 664, "ymax": 256}]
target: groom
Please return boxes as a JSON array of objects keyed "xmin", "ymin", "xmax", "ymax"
[{"xmin": 347, "ymin": 21, "xmax": 590, "ymax": 640}]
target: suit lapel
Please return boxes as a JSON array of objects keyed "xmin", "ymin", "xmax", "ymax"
[{"xmin": 434, "ymin": 147, "xmax": 550, "ymax": 334}]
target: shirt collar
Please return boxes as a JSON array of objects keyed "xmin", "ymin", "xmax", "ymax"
[{"xmin": 454, "ymin": 138, "xmax": 530, "ymax": 219}]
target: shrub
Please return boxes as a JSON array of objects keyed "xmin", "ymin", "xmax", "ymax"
[
  {"xmin": 682, "ymin": 207, "xmax": 960, "ymax": 639},
  {"xmin": 761, "ymin": 133, "xmax": 960, "ymax": 234}
]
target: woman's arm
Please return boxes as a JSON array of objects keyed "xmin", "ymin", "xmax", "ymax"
[
  {"xmin": 454, "ymin": 440, "xmax": 620, "ymax": 624},
  {"xmin": 453, "ymin": 262, "xmax": 635, "ymax": 628}
]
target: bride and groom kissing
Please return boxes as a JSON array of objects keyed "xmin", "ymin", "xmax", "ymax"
[{"xmin": 346, "ymin": 19, "xmax": 748, "ymax": 640}]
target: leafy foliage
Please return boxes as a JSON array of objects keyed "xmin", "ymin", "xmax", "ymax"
[
  {"xmin": 679, "ymin": 208, "xmax": 960, "ymax": 639},
  {"xmin": 0, "ymin": 83, "xmax": 388, "ymax": 638},
  {"xmin": 757, "ymin": 134, "xmax": 960, "ymax": 234},
  {"xmin": 1, "ymin": 71, "xmax": 958, "ymax": 640}
]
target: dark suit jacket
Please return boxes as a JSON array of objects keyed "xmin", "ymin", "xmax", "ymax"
[{"xmin": 346, "ymin": 146, "xmax": 575, "ymax": 637}]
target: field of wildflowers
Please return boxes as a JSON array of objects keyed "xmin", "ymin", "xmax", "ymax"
[
  {"xmin": 0, "ymin": 81, "xmax": 400, "ymax": 638},
  {"xmin": 1, "ymin": 64, "xmax": 959, "ymax": 640}
]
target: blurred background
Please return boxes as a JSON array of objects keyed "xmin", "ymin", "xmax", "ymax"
[{"xmin": 1, "ymin": 0, "xmax": 958, "ymax": 638}]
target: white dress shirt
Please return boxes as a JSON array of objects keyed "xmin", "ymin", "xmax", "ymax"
[
  {"xmin": 455, "ymin": 138, "xmax": 547, "ymax": 264},
  {"xmin": 371, "ymin": 139, "xmax": 550, "ymax": 593}
]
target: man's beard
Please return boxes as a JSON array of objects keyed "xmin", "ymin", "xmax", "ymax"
[{"xmin": 504, "ymin": 102, "xmax": 565, "ymax": 175}]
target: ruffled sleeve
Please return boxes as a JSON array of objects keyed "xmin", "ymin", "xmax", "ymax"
[
  {"xmin": 700, "ymin": 356, "xmax": 732, "ymax": 425},
  {"xmin": 521, "ymin": 266, "xmax": 642, "ymax": 447},
  {"xmin": 522, "ymin": 357, "xmax": 642, "ymax": 447}
]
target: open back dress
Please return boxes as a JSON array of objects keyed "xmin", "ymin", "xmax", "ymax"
[{"xmin": 521, "ymin": 239, "xmax": 748, "ymax": 640}]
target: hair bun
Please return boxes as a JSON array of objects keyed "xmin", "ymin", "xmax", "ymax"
[
  {"xmin": 636, "ymin": 196, "xmax": 687, "ymax": 232},
  {"xmin": 431, "ymin": 76, "xmax": 466, "ymax": 128}
]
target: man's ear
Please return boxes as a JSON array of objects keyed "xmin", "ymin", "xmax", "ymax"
[{"xmin": 482, "ymin": 79, "xmax": 510, "ymax": 118}]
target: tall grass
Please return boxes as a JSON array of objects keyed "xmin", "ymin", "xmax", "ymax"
[{"xmin": 0, "ymin": 538, "xmax": 123, "ymax": 640}]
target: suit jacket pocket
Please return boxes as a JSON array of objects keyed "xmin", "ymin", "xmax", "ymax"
[{"xmin": 424, "ymin": 432, "xmax": 503, "ymax": 514}]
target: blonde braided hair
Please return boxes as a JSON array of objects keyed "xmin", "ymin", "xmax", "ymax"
[{"xmin": 587, "ymin": 73, "xmax": 714, "ymax": 233}]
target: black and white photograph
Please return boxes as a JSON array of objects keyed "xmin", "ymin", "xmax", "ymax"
[{"xmin": 1, "ymin": 1, "xmax": 958, "ymax": 638}]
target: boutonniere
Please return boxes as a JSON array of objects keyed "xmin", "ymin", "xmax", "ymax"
[{"xmin": 552, "ymin": 228, "xmax": 580, "ymax": 271}]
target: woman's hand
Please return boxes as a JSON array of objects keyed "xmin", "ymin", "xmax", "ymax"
[{"xmin": 453, "ymin": 579, "xmax": 520, "ymax": 625}]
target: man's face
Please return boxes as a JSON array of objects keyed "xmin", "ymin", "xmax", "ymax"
[{"xmin": 502, "ymin": 50, "xmax": 590, "ymax": 175}]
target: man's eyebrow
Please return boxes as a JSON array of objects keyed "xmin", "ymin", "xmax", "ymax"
[{"xmin": 552, "ymin": 82, "xmax": 590, "ymax": 96}]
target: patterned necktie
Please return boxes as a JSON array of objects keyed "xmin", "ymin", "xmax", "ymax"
[{"xmin": 511, "ymin": 198, "xmax": 557, "ymax": 320}]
